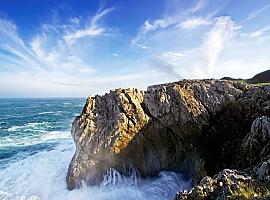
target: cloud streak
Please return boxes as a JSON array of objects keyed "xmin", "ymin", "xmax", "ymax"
[
  {"xmin": 246, "ymin": 26, "xmax": 270, "ymax": 38},
  {"xmin": 202, "ymin": 16, "xmax": 236, "ymax": 77},
  {"xmin": 190, "ymin": 0, "xmax": 208, "ymax": 13},
  {"xmin": 178, "ymin": 17, "xmax": 211, "ymax": 29},
  {"xmin": 64, "ymin": 8, "xmax": 114, "ymax": 43},
  {"xmin": 242, "ymin": 4, "xmax": 270, "ymax": 23}
]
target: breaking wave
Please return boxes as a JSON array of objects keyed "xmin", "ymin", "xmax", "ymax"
[{"xmin": 0, "ymin": 136, "xmax": 191, "ymax": 200}]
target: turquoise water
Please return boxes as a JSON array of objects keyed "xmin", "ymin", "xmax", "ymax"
[{"xmin": 0, "ymin": 98, "xmax": 190, "ymax": 200}]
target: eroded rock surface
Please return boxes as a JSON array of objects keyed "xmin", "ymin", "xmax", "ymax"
[
  {"xmin": 66, "ymin": 80, "xmax": 270, "ymax": 193},
  {"xmin": 175, "ymin": 116, "xmax": 270, "ymax": 200},
  {"xmin": 175, "ymin": 169, "xmax": 270, "ymax": 200}
]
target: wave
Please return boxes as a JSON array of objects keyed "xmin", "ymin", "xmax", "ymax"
[
  {"xmin": 40, "ymin": 131, "xmax": 71, "ymax": 141},
  {"xmin": 0, "ymin": 139, "xmax": 191, "ymax": 200},
  {"xmin": 0, "ymin": 130, "xmax": 70, "ymax": 148},
  {"xmin": 37, "ymin": 111, "xmax": 54, "ymax": 115},
  {"xmin": 7, "ymin": 122, "xmax": 51, "ymax": 132},
  {"xmin": 1, "ymin": 111, "xmax": 67, "ymax": 122}
]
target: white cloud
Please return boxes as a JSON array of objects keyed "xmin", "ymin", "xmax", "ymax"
[
  {"xmin": 178, "ymin": 17, "xmax": 211, "ymax": 29},
  {"xmin": 64, "ymin": 8, "xmax": 113, "ymax": 43},
  {"xmin": 161, "ymin": 52, "xmax": 186, "ymax": 64},
  {"xmin": 142, "ymin": 18, "xmax": 175, "ymax": 33},
  {"xmin": 147, "ymin": 51, "xmax": 186, "ymax": 80},
  {"xmin": 131, "ymin": 0, "xmax": 212, "ymax": 48},
  {"xmin": 247, "ymin": 26, "xmax": 270, "ymax": 38},
  {"xmin": 242, "ymin": 4, "xmax": 270, "ymax": 23},
  {"xmin": 190, "ymin": 0, "xmax": 208, "ymax": 13},
  {"xmin": 201, "ymin": 16, "xmax": 236, "ymax": 77},
  {"xmin": 65, "ymin": 27, "xmax": 105, "ymax": 41},
  {"xmin": 131, "ymin": 17, "xmax": 176, "ymax": 48}
]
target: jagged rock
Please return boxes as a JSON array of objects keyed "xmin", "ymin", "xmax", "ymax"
[
  {"xmin": 176, "ymin": 158, "xmax": 270, "ymax": 200},
  {"xmin": 175, "ymin": 169, "xmax": 270, "ymax": 200},
  {"xmin": 66, "ymin": 79, "xmax": 270, "ymax": 192},
  {"xmin": 199, "ymin": 86, "xmax": 270, "ymax": 174},
  {"xmin": 175, "ymin": 116, "xmax": 270, "ymax": 200},
  {"xmin": 240, "ymin": 116, "xmax": 270, "ymax": 165}
]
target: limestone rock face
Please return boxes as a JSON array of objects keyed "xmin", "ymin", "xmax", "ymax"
[{"xmin": 66, "ymin": 79, "xmax": 270, "ymax": 191}]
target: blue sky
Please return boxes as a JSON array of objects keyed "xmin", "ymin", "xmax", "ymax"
[{"xmin": 0, "ymin": 0, "xmax": 269, "ymax": 97}]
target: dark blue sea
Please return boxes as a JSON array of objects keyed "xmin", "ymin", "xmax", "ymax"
[{"xmin": 0, "ymin": 98, "xmax": 190, "ymax": 200}]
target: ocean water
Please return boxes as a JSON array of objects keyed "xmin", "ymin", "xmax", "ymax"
[{"xmin": 0, "ymin": 98, "xmax": 191, "ymax": 200}]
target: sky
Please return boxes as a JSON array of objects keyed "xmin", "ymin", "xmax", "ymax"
[{"xmin": 0, "ymin": 0, "xmax": 269, "ymax": 97}]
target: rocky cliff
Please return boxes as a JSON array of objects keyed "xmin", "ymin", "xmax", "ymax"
[
  {"xmin": 66, "ymin": 79, "xmax": 270, "ymax": 199},
  {"xmin": 175, "ymin": 116, "xmax": 270, "ymax": 200}
]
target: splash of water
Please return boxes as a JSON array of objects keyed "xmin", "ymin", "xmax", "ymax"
[
  {"xmin": 0, "ymin": 137, "xmax": 191, "ymax": 200},
  {"xmin": 102, "ymin": 166, "xmax": 140, "ymax": 187}
]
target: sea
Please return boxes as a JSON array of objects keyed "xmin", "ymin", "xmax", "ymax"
[{"xmin": 0, "ymin": 98, "xmax": 190, "ymax": 200}]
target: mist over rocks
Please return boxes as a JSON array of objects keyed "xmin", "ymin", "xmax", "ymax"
[{"xmin": 66, "ymin": 79, "xmax": 270, "ymax": 199}]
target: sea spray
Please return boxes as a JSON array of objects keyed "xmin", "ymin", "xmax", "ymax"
[
  {"xmin": 102, "ymin": 166, "xmax": 140, "ymax": 187},
  {"xmin": 0, "ymin": 138, "xmax": 191, "ymax": 200}
]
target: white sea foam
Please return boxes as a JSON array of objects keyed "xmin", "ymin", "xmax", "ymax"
[
  {"xmin": 0, "ymin": 130, "xmax": 70, "ymax": 147},
  {"xmin": 37, "ymin": 112, "xmax": 54, "ymax": 115},
  {"xmin": 40, "ymin": 131, "xmax": 71, "ymax": 141},
  {"xmin": 0, "ymin": 138, "xmax": 191, "ymax": 200},
  {"xmin": 7, "ymin": 122, "xmax": 50, "ymax": 132}
]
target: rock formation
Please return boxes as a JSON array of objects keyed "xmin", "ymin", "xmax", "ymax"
[
  {"xmin": 66, "ymin": 79, "xmax": 270, "ymax": 199},
  {"xmin": 175, "ymin": 116, "xmax": 270, "ymax": 200}
]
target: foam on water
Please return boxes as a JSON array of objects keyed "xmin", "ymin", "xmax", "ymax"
[
  {"xmin": 37, "ymin": 112, "xmax": 54, "ymax": 115},
  {"xmin": 0, "ymin": 136, "xmax": 191, "ymax": 200},
  {"xmin": 7, "ymin": 122, "xmax": 51, "ymax": 132},
  {"xmin": 0, "ymin": 128, "xmax": 69, "ymax": 148}
]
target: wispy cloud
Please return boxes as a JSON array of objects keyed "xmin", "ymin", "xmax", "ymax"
[
  {"xmin": 178, "ymin": 17, "xmax": 211, "ymax": 29},
  {"xmin": 64, "ymin": 8, "xmax": 114, "ymax": 43},
  {"xmin": 141, "ymin": 18, "xmax": 175, "ymax": 33},
  {"xmin": 131, "ymin": 0, "xmax": 213, "ymax": 49},
  {"xmin": 161, "ymin": 52, "xmax": 186, "ymax": 65},
  {"xmin": 0, "ymin": 19, "xmax": 43, "ymax": 72},
  {"xmin": 242, "ymin": 4, "xmax": 270, "ymax": 23},
  {"xmin": 148, "ymin": 53, "xmax": 184, "ymax": 80},
  {"xmin": 190, "ymin": 0, "xmax": 208, "ymax": 13},
  {"xmin": 245, "ymin": 26, "xmax": 270, "ymax": 38},
  {"xmin": 131, "ymin": 17, "xmax": 176, "ymax": 48}
]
